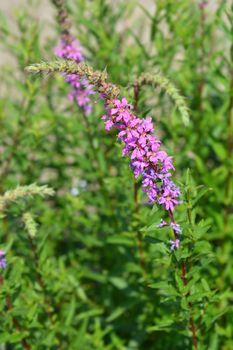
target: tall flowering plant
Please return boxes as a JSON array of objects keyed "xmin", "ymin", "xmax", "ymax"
[
  {"xmin": 26, "ymin": 62, "xmax": 183, "ymax": 252},
  {"xmin": 51, "ymin": 0, "xmax": 182, "ymax": 249},
  {"xmin": 26, "ymin": 59, "xmax": 198, "ymax": 348}
]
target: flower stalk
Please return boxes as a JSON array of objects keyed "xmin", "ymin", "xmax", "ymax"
[
  {"xmin": 0, "ymin": 275, "xmax": 32, "ymax": 350},
  {"xmin": 224, "ymin": 4, "xmax": 233, "ymax": 232},
  {"xmin": 52, "ymin": 0, "xmax": 94, "ymax": 113},
  {"xmin": 0, "ymin": 184, "xmax": 54, "ymax": 212},
  {"xmin": 26, "ymin": 60, "xmax": 181, "ymax": 247},
  {"xmin": 51, "ymin": 0, "xmax": 72, "ymax": 43},
  {"xmin": 26, "ymin": 61, "xmax": 120, "ymax": 100},
  {"xmin": 133, "ymin": 83, "xmax": 147, "ymax": 278},
  {"xmin": 23, "ymin": 214, "xmax": 58, "ymax": 331},
  {"xmin": 135, "ymin": 72, "xmax": 190, "ymax": 126}
]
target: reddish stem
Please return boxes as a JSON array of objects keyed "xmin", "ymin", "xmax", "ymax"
[
  {"xmin": 0, "ymin": 275, "xmax": 32, "ymax": 350},
  {"xmin": 133, "ymin": 82, "xmax": 139, "ymax": 114},
  {"xmin": 198, "ymin": 1, "xmax": 207, "ymax": 111},
  {"xmin": 28, "ymin": 236, "xmax": 56, "ymax": 323},
  {"xmin": 224, "ymin": 67, "xmax": 233, "ymax": 232},
  {"xmin": 133, "ymin": 84, "xmax": 147, "ymax": 278},
  {"xmin": 52, "ymin": 0, "xmax": 72, "ymax": 43},
  {"xmin": 168, "ymin": 209, "xmax": 198, "ymax": 349}
]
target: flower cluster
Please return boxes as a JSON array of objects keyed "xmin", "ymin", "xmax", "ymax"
[
  {"xmin": 55, "ymin": 38, "xmax": 93, "ymax": 114},
  {"xmin": 157, "ymin": 219, "xmax": 182, "ymax": 250},
  {"xmin": 102, "ymin": 97, "xmax": 182, "ymax": 249},
  {"xmin": 0, "ymin": 250, "xmax": 6, "ymax": 269}
]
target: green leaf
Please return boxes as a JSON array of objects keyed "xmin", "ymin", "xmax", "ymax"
[
  {"xmin": 106, "ymin": 306, "xmax": 126, "ymax": 322},
  {"xmin": 149, "ymin": 282, "xmax": 178, "ymax": 296},
  {"xmin": 109, "ymin": 277, "xmax": 128, "ymax": 290},
  {"xmin": 144, "ymin": 236, "xmax": 164, "ymax": 244}
]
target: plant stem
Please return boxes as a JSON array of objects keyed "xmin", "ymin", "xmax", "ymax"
[
  {"xmin": 133, "ymin": 82, "xmax": 139, "ymax": 115},
  {"xmin": 52, "ymin": 0, "xmax": 116, "ymax": 221},
  {"xmin": 186, "ymin": 186, "xmax": 198, "ymax": 349},
  {"xmin": 81, "ymin": 109, "xmax": 99, "ymax": 166},
  {"xmin": 51, "ymin": 0, "xmax": 72, "ymax": 43},
  {"xmin": 134, "ymin": 179, "xmax": 146, "ymax": 276},
  {"xmin": 133, "ymin": 83, "xmax": 147, "ymax": 278},
  {"xmin": 27, "ymin": 235, "xmax": 55, "ymax": 318},
  {"xmin": 198, "ymin": 1, "xmax": 207, "ymax": 111},
  {"xmin": 27, "ymin": 235, "xmax": 67, "ymax": 348},
  {"xmin": 169, "ymin": 209, "xmax": 198, "ymax": 350},
  {"xmin": 224, "ymin": 14, "xmax": 233, "ymax": 231},
  {"xmin": 0, "ymin": 96, "xmax": 28, "ymax": 192},
  {"xmin": 134, "ymin": 72, "xmax": 190, "ymax": 126},
  {"xmin": 80, "ymin": 110, "xmax": 116, "ymax": 219},
  {"xmin": 0, "ymin": 275, "xmax": 32, "ymax": 350}
]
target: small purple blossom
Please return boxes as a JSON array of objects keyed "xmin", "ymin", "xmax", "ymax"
[
  {"xmin": 0, "ymin": 250, "xmax": 6, "ymax": 269},
  {"xmin": 157, "ymin": 219, "xmax": 168, "ymax": 228},
  {"xmin": 171, "ymin": 222, "xmax": 182, "ymax": 235},
  {"xmin": 158, "ymin": 179, "xmax": 181, "ymax": 211},
  {"xmin": 55, "ymin": 37, "xmax": 93, "ymax": 114},
  {"xmin": 158, "ymin": 188, "xmax": 180, "ymax": 211},
  {"xmin": 55, "ymin": 38, "xmax": 84, "ymax": 61},
  {"xmin": 170, "ymin": 239, "xmax": 180, "ymax": 251}
]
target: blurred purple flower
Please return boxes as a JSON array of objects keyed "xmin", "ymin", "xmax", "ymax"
[
  {"xmin": 55, "ymin": 38, "xmax": 84, "ymax": 61},
  {"xmin": 170, "ymin": 239, "xmax": 180, "ymax": 251},
  {"xmin": 171, "ymin": 222, "xmax": 182, "ymax": 235},
  {"xmin": 0, "ymin": 250, "xmax": 6, "ymax": 269},
  {"xmin": 157, "ymin": 219, "xmax": 168, "ymax": 228},
  {"xmin": 55, "ymin": 37, "xmax": 93, "ymax": 114}
]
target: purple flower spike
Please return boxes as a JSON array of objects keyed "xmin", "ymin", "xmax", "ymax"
[
  {"xmin": 170, "ymin": 239, "xmax": 180, "ymax": 251},
  {"xmin": 102, "ymin": 97, "xmax": 182, "ymax": 209},
  {"xmin": 102, "ymin": 97, "xmax": 182, "ymax": 250},
  {"xmin": 0, "ymin": 250, "xmax": 6, "ymax": 269},
  {"xmin": 55, "ymin": 37, "xmax": 93, "ymax": 114}
]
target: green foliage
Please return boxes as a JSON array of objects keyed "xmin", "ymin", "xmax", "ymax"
[{"xmin": 0, "ymin": 0, "xmax": 232, "ymax": 349}]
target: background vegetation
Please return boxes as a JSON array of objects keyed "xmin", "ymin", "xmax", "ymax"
[{"xmin": 0, "ymin": 0, "xmax": 232, "ymax": 349}]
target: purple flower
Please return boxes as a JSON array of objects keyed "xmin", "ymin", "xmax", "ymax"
[
  {"xmin": 0, "ymin": 250, "xmax": 6, "ymax": 269},
  {"xmin": 158, "ymin": 187, "xmax": 180, "ymax": 211},
  {"xmin": 55, "ymin": 37, "xmax": 93, "ymax": 114},
  {"xmin": 170, "ymin": 239, "xmax": 180, "ymax": 251},
  {"xmin": 105, "ymin": 120, "xmax": 114, "ymax": 131},
  {"xmin": 55, "ymin": 39, "xmax": 84, "ymax": 61},
  {"xmin": 157, "ymin": 219, "xmax": 168, "ymax": 228},
  {"xmin": 171, "ymin": 222, "xmax": 182, "ymax": 234}
]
